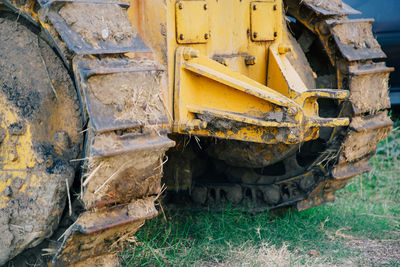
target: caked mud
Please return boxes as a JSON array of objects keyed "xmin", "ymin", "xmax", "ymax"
[{"xmin": 0, "ymin": 12, "xmax": 82, "ymax": 264}]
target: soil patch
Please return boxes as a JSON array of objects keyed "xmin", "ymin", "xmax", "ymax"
[{"xmin": 346, "ymin": 238, "xmax": 400, "ymax": 266}]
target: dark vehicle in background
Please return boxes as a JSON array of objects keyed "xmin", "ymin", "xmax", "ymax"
[{"xmin": 347, "ymin": 0, "xmax": 400, "ymax": 106}]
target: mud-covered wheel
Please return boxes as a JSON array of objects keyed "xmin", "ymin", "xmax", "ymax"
[{"xmin": 0, "ymin": 12, "xmax": 82, "ymax": 264}]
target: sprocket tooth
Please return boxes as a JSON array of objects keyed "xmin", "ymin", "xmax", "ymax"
[
  {"xmin": 52, "ymin": 198, "xmax": 158, "ymax": 267},
  {"xmin": 339, "ymin": 112, "xmax": 392, "ymax": 163},
  {"xmin": 327, "ymin": 19, "xmax": 387, "ymax": 61}
]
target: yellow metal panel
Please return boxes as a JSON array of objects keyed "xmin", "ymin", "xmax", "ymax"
[
  {"xmin": 176, "ymin": 0, "xmax": 210, "ymax": 44},
  {"xmin": 251, "ymin": 1, "xmax": 278, "ymax": 41},
  {"xmin": 128, "ymin": 0, "xmax": 349, "ymax": 145}
]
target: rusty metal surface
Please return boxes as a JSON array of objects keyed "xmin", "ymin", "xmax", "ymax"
[
  {"xmin": 332, "ymin": 158, "xmax": 372, "ymax": 180},
  {"xmin": 83, "ymin": 131, "xmax": 174, "ymax": 209},
  {"xmin": 53, "ymin": 199, "xmax": 158, "ymax": 266},
  {"xmin": 90, "ymin": 132, "xmax": 175, "ymax": 157},
  {"xmin": 296, "ymin": 192, "xmax": 335, "ymax": 211}
]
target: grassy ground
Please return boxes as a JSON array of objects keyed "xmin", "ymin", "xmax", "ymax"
[{"xmin": 121, "ymin": 125, "xmax": 400, "ymax": 266}]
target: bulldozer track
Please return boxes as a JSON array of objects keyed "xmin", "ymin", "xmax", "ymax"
[
  {"xmin": 182, "ymin": 0, "xmax": 393, "ymax": 212},
  {"xmin": 0, "ymin": 1, "xmax": 174, "ymax": 265},
  {"xmin": 0, "ymin": 0, "xmax": 393, "ymax": 265}
]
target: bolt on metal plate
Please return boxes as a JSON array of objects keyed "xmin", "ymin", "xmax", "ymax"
[
  {"xmin": 250, "ymin": 1, "xmax": 278, "ymax": 41},
  {"xmin": 176, "ymin": 0, "xmax": 210, "ymax": 44}
]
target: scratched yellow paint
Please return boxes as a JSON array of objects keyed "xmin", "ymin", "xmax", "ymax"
[
  {"xmin": 0, "ymin": 97, "xmax": 36, "ymax": 208},
  {"xmin": 20, "ymin": 0, "xmax": 349, "ymax": 145},
  {"xmin": 126, "ymin": 0, "xmax": 349, "ymax": 145},
  {"xmin": 0, "ymin": 124, "xmax": 36, "ymax": 170}
]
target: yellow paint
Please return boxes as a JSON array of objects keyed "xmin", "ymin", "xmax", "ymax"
[
  {"xmin": 250, "ymin": 1, "xmax": 279, "ymax": 42},
  {"xmin": 175, "ymin": 0, "xmax": 210, "ymax": 44},
  {"xmin": 29, "ymin": 174, "xmax": 41, "ymax": 188},
  {"xmin": 126, "ymin": 0, "xmax": 349, "ymax": 145},
  {"xmin": 0, "ymin": 98, "xmax": 36, "ymax": 170},
  {"xmin": 19, "ymin": 184, "xmax": 27, "ymax": 193}
]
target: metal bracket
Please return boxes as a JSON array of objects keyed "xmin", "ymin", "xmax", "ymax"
[{"xmin": 174, "ymin": 47, "xmax": 350, "ymax": 144}]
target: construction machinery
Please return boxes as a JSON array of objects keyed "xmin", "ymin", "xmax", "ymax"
[{"xmin": 0, "ymin": 0, "xmax": 393, "ymax": 265}]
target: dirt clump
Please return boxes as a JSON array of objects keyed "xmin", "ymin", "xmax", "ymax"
[
  {"xmin": 349, "ymin": 65, "xmax": 391, "ymax": 113},
  {"xmin": 331, "ymin": 21, "xmax": 380, "ymax": 49},
  {"xmin": 59, "ymin": 3, "xmax": 137, "ymax": 48},
  {"xmin": 341, "ymin": 112, "xmax": 392, "ymax": 162},
  {"xmin": 0, "ymin": 13, "xmax": 81, "ymax": 265},
  {"xmin": 87, "ymin": 65, "xmax": 166, "ymax": 125},
  {"xmin": 83, "ymin": 147, "xmax": 164, "ymax": 208}
]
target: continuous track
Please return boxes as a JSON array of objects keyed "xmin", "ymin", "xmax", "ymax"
[
  {"xmin": 171, "ymin": 0, "xmax": 393, "ymax": 212},
  {"xmin": 0, "ymin": 0, "xmax": 393, "ymax": 265},
  {"xmin": 0, "ymin": 1, "xmax": 173, "ymax": 265}
]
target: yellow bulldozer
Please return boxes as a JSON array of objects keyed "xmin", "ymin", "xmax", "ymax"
[{"xmin": 0, "ymin": 0, "xmax": 393, "ymax": 265}]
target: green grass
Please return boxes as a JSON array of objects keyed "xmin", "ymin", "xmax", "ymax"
[{"xmin": 121, "ymin": 125, "xmax": 400, "ymax": 266}]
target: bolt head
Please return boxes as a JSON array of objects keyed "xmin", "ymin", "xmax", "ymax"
[
  {"xmin": 178, "ymin": 2, "xmax": 183, "ymax": 9},
  {"xmin": 203, "ymin": 3, "xmax": 208, "ymax": 10},
  {"xmin": 245, "ymin": 56, "xmax": 256, "ymax": 65},
  {"xmin": 179, "ymin": 34, "xmax": 184, "ymax": 40},
  {"xmin": 204, "ymin": 33, "xmax": 209, "ymax": 39},
  {"xmin": 253, "ymin": 4, "xmax": 257, "ymax": 10},
  {"xmin": 253, "ymin": 32, "xmax": 258, "ymax": 39}
]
